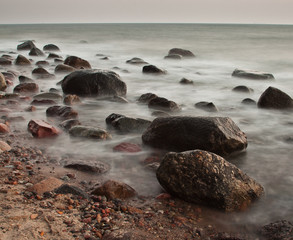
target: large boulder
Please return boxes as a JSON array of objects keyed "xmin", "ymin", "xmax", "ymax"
[
  {"xmin": 142, "ymin": 116, "xmax": 247, "ymax": 156},
  {"xmin": 257, "ymin": 86, "xmax": 293, "ymax": 109},
  {"xmin": 64, "ymin": 56, "xmax": 91, "ymax": 69},
  {"xmin": 0, "ymin": 72, "xmax": 7, "ymax": 91},
  {"xmin": 168, "ymin": 48, "xmax": 195, "ymax": 57},
  {"xmin": 156, "ymin": 150, "xmax": 264, "ymax": 211},
  {"xmin": 232, "ymin": 69, "xmax": 275, "ymax": 80},
  {"xmin": 61, "ymin": 70, "xmax": 127, "ymax": 97},
  {"xmin": 69, "ymin": 125, "xmax": 112, "ymax": 140},
  {"xmin": 17, "ymin": 40, "xmax": 36, "ymax": 51}
]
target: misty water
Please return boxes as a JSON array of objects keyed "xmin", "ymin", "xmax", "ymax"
[{"xmin": 0, "ymin": 23, "xmax": 292, "ymax": 230}]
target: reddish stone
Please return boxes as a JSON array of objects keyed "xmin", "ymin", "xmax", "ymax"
[
  {"xmin": 142, "ymin": 156, "xmax": 160, "ymax": 165},
  {"xmin": 113, "ymin": 142, "xmax": 142, "ymax": 153},
  {"xmin": 156, "ymin": 193, "xmax": 172, "ymax": 200},
  {"xmin": 28, "ymin": 119, "xmax": 60, "ymax": 138},
  {"xmin": 28, "ymin": 177, "xmax": 63, "ymax": 195},
  {"xmin": 0, "ymin": 123, "xmax": 10, "ymax": 133}
]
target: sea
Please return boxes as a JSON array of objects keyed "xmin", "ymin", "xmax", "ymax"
[{"xmin": 0, "ymin": 23, "xmax": 292, "ymax": 232}]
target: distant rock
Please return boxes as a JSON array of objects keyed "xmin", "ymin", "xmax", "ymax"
[
  {"xmin": 0, "ymin": 72, "xmax": 7, "ymax": 91},
  {"xmin": 46, "ymin": 105, "xmax": 78, "ymax": 120},
  {"xmin": 126, "ymin": 57, "xmax": 148, "ymax": 65},
  {"xmin": 232, "ymin": 85, "xmax": 253, "ymax": 93},
  {"xmin": 179, "ymin": 78, "xmax": 193, "ymax": 85},
  {"xmin": 55, "ymin": 64, "xmax": 76, "ymax": 74},
  {"xmin": 257, "ymin": 86, "xmax": 293, "ymax": 109},
  {"xmin": 47, "ymin": 53, "xmax": 62, "ymax": 59},
  {"xmin": 64, "ymin": 161, "xmax": 110, "ymax": 173},
  {"xmin": 43, "ymin": 44, "xmax": 60, "ymax": 52},
  {"xmin": 69, "ymin": 125, "xmax": 112, "ymax": 140},
  {"xmin": 15, "ymin": 54, "xmax": 31, "ymax": 65},
  {"xmin": 195, "ymin": 101, "xmax": 218, "ymax": 112},
  {"xmin": 148, "ymin": 97, "xmax": 181, "ymax": 112},
  {"xmin": 137, "ymin": 93, "xmax": 158, "ymax": 104},
  {"xmin": 168, "ymin": 48, "xmax": 195, "ymax": 57},
  {"xmin": 28, "ymin": 119, "xmax": 60, "ymax": 138},
  {"xmin": 13, "ymin": 83, "xmax": 39, "ymax": 93},
  {"xmin": 164, "ymin": 54, "xmax": 182, "ymax": 60},
  {"xmin": 142, "ymin": 65, "xmax": 167, "ymax": 74},
  {"xmin": 61, "ymin": 70, "xmax": 127, "ymax": 97},
  {"xmin": 36, "ymin": 60, "xmax": 49, "ymax": 66},
  {"xmin": 241, "ymin": 98, "xmax": 256, "ymax": 105},
  {"xmin": 64, "ymin": 56, "xmax": 91, "ymax": 69},
  {"xmin": 29, "ymin": 47, "xmax": 45, "ymax": 56},
  {"xmin": 17, "ymin": 40, "xmax": 36, "ymax": 51},
  {"xmin": 91, "ymin": 180, "xmax": 137, "ymax": 200},
  {"xmin": 232, "ymin": 69, "xmax": 275, "ymax": 80},
  {"xmin": 0, "ymin": 57, "xmax": 12, "ymax": 65},
  {"xmin": 142, "ymin": 116, "xmax": 247, "ymax": 156},
  {"xmin": 59, "ymin": 119, "xmax": 81, "ymax": 131},
  {"xmin": 156, "ymin": 150, "xmax": 264, "ymax": 211}
]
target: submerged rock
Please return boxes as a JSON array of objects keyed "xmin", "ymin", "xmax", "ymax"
[
  {"xmin": 64, "ymin": 161, "xmax": 110, "ymax": 173},
  {"xmin": 46, "ymin": 105, "xmax": 78, "ymax": 119},
  {"xmin": 142, "ymin": 116, "xmax": 247, "ymax": 156},
  {"xmin": 113, "ymin": 142, "xmax": 142, "ymax": 153},
  {"xmin": 232, "ymin": 69, "xmax": 275, "ymax": 80},
  {"xmin": 164, "ymin": 54, "xmax": 182, "ymax": 60},
  {"xmin": 64, "ymin": 56, "xmax": 91, "ymax": 69},
  {"xmin": 69, "ymin": 125, "xmax": 111, "ymax": 140},
  {"xmin": 126, "ymin": 57, "xmax": 148, "ymax": 65},
  {"xmin": 242, "ymin": 98, "xmax": 256, "ymax": 105},
  {"xmin": 19, "ymin": 75, "xmax": 34, "ymax": 83},
  {"xmin": 0, "ymin": 57, "xmax": 12, "ymax": 65},
  {"xmin": 232, "ymin": 85, "xmax": 253, "ymax": 93},
  {"xmin": 137, "ymin": 93, "xmax": 158, "ymax": 104},
  {"xmin": 156, "ymin": 150, "xmax": 264, "ymax": 211},
  {"xmin": 142, "ymin": 65, "xmax": 166, "ymax": 74},
  {"xmin": 168, "ymin": 48, "xmax": 195, "ymax": 57},
  {"xmin": 59, "ymin": 119, "xmax": 81, "ymax": 131},
  {"xmin": 55, "ymin": 64, "xmax": 76, "ymax": 74},
  {"xmin": 148, "ymin": 97, "xmax": 181, "ymax": 112},
  {"xmin": 43, "ymin": 44, "xmax": 60, "ymax": 52},
  {"xmin": 29, "ymin": 47, "xmax": 45, "ymax": 56},
  {"xmin": 179, "ymin": 78, "xmax": 194, "ymax": 84},
  {"xmin": 28, "ymin": 119, "xmax": 60, "ymax": 138},
  {"xmin": 63, "ymin": 94, "xmax": 81, "ymax": 105},
  {"xmin": 195, "ymin": 101, "xmax": 218, "ymax": 112},
  {"xmin": 61, "ymin": 70, "xmax": 127, "ymax": 97},
  {"xmin": 257, "ymin": 86, "xmax": 293, "ymax": 109},
  {"xmin": 33, "ymin": 92, "xmax": 62, "ymax": 100}
]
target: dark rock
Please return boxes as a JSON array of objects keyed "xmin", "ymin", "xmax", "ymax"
[
  {"xmin": 113, "ymin": 142, "xmax": 142, "ymax": 153},
  {"xmin": 126, "ymin": 57, "xmax": 148, "ymax": 65},
  {"xmin": 33, "ymin": 92, "xmax": 62, "ymax": 100},
  {"xmin": 31, "ymin": 99, "xmax": 57, "ymax": 105},
  {"xmin": 54, "ymin": 184, "xmax": 89, "ymax": 199},
  {"xmin": 47, "ymin": 53, "xmax": 62, "ymax": 59},
  {"xmin": 232, "ymin": 85, "xmax": 253, "ymax": 93},
  {"xmin": 148, "ymin": 97, "xmax": 181, "ymax": 112},
  {"xmin": 168, "ymin": 48, "xmax": 195, "ymax": 57},
  {"xmin": 232, "ymin": 69, "xmax": 275, "ymax": 80},
  {"xmin": 15, "ymin": 55, "xmax": 31, "ymax": 65},
  {"xmin": 64, "ymin": 56, "xmax": 91, "ymax": 69},
  {"xmin": 61, "ymin": 70, "xmax": 127, "ymax": 97},
  {"xmin": 0, "ymin": 57, "xmax": 12, "ymax": 65},
  {"xmin": 13, "ymin": 83, "xmax": 39, "ymax": 93},
  {"xmin": 36, "ymin": 60, "xmax": 49, "ymax": 66},
  {"xmin": 257, "ymin": 86, "xmax": 293, "ymax": 109},
  {"xmin": 91, "ymin": 180, "xmax": 137, "ymax": 200},
  {"xmin": 29, "ymin": 47, "xmax": 45, "ymax": 56},
  {"xmin": 157, "ymin": 150, "xmax": 264, "ymax": 211},
  {"xmin": 19, "ymin": 75, "xmax": 34, "ymax": 83},
  {"xmin": 179, "ymin": 78, "xmax": 193, "ymax": 84},
  {"xmin": 0, "ymin": 73, "xmax": 7, "ymax": 91},
  {"xmin": 64, "ymin": 161, "xmax": 110, "ymax": 173},
  {"xmin": 101, "ymin": 56, "xmax": 109, "ymax": 60},
  {"xmin": 59, "ymin": 119, "xmax": 81, "ymax": 131},
  {"xmin": 43, "ymin": 44, "xmax": 60, "ymax": 52},
  {"xmin": 102, "ymin": 95, "xmax": 129, "ymax": 104},
  {"xmin": 32, "ymin": 67, "xmax": 50, "ymax": 75},
  {"xmin": 106, "ymin": 113, "xmax": 151, "ymax": 133},
  {"xmin": 241, "ymin": 98, "xmax": 256, "ymax": 105},
  {"xmin": 55, "ymin": 64, "xmax": 76, "ymax": 74},
  {"xmin": 17, "ymin": 40, "xmax": 36, "ymax": 51},
  {"xmin": 151, "ymin": 111, "xmax": 170, "ymax": 117},
  {"xmin": 259, "ymin": 220, "xmax": 293, "ymax": 240},
  {"xmin": 28, "ymin": 119, "xmax": 60, "ymax": 138},
  {"xmin": 195, "ymin": 101, "xmax": 218, "ymax": 112},
  {"xmin": 63, "ymin": 94, "xmax": 81, "ymax": 105},
  {"xmin": 137, "ymin": 93, "xmax": 158, "ymax": 104},
  {"xmin": 142, "ymin": 116, "xmax": 247, "ymax": 156},
  {"xmin": 69, "ymin": 125, "xmax": 112, "ymax": 140},
  {"xmin": 164, "ymin": 54, "xmax": 182, "ymax": 60},
  {"xmin": 46, "ymin": 105, "xmax": 78, "ymax": 119},
  {"xmin": 142, "ymin": 65, "xmax": 166, "ymax": 74}
]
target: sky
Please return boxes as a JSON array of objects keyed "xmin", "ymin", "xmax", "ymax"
[{"xmin": 1, "ymin": 0, "xmax": 293, "ymax": 25}]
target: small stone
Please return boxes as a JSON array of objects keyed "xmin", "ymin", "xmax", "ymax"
[{"xmin": 30, "ymin": 214, "xmax": 38, "ymax": 219}]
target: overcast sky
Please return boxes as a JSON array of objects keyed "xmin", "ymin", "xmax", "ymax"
[{"xmin": 1, "ymin": 0, "xmax": 293, "ymax": 24}]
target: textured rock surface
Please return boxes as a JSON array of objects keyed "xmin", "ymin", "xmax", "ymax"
[
  {"xmin": 69, "ymin": 125, "xmax": 112, "ymax": 140},
  {"xmin": 168, "ymin": 48, "xmax": 195, "ymax": 57},
  {"xmin": 148, "ymin": 97, "xmax": 181, "ymax": 112},
  {"xmin": 64, "ymin": 56, "xmax": 91, "ymax": 69},
  {"xmin": 259, "ymin": 220, "xmax": 293, "ymax": 240},
  {"xmin": 142, "ymin": 65, "xmax": 166, "ymax": 74},
  {"xmin": 28, "ymin": 177, "xmax": 63, "ymax": 195},
  {"xmin": 27, "ymin": 119, "xmax": 60, "ymax": 138},
  {"xmin": 232, "ymin": 69, "xmax": 274, "ymax": 80},
  {"xmin": 156, "ymin": 150, "xmax": 264, "ymax": 211}
]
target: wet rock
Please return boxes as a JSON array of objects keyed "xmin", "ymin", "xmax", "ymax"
[
  {"xmin": 0, "ymin": 93, "xmax": 20, "ymax": 100},
  {"xmin": 28, "ymin": 119, "xmax": 60, "ymax": 138},
  {"xmin": 64, "ymin": 161, "xmax": 110, "ymax": 173},
  {"xmin": 151, "ymin": 110, "xmax": 170, "ymax": 117},
  {"xmin": 59, "ymin": 119, "xmax": 81, "ymax": 131},
  {"xmin": 168, "ymin": 48, "xmax": 195, "ymax": 57},
  {"xmin": 0, "ymin": 72, "xmax": 7, "ymax": 91},
  {"xmin": 13, "ymin": 83, "xmax": 39, "ymax": 93},
  {"xmin": 17, "ymin": 40, "xmax": 36, "ymax": 51},
  {"xmin": 69, "ymin": 125, "xmax": 111, "ymax": 140},
  {"xmin": 257, "ymin": 86, "xmax": 293, "ymax": 109},
  {"xmin": 142, "ymin": 116, "xmax": 247, "ymax": 156},
  {"xmin": 19, "ymin": 75, "xmax": 34, "ymax": 83},
  {"xmin": 36, "ymin": 60, "xmax": 49, "ymax": 66},
  {"xmin": 31, "ymin": 99, "xmax": 57, "ymax": 105},
  {"xmin": 241, "ymin": 98, "xmax": 256, "ymax": 105},
  {"xmin": 46, "ymin": 105, "xmax": 78, "ymax": 119},
  {"xmin": 47, "ymin": 53, "xmax": 62, "ymax": 59},
  {"xmin": 0, "ymin": 140, "xmax": 11, "ymax": 153},
  {"xmin": 32, "ymin": 67, "xmax": 55, "ymax": 79},
  {"xmin": 195, "ymin": 101, "xmax": 218, "ymax": 112},
  {"xmin": 259, "ymin": 220, "xmax": 293, "ymax": 240},
  {"xmin": 232, "ymin": 69, "xmax": 275, "ymax": 80},
  {"xmin": 43, "ymin": 44, "xmax": 60, "ymax": 52},
  {"xmin": 29, "ymin": 47, "xmax": 45, "ymax": 56},
  {"xmin": 55, "ymin": 64, "xmax": 76, "ymax": 74},
  {"xmin": 33, "ymin": 92, "xmax": 62, "ymax": 100},
  {"xmin": 179, "ymin": 78, "xmax": 193, "ymax": 84},
  {"xmin": 232, "ymin": 85, "xmax": 253, "ymax": 93},
  {"xmin": 106, "ymin": 113, "xmax": 151, "ymax": 133},
  {"xmin": 0, "ymin": 57, "xmax": 12, "ymax": 65},
  {"xmin": 2, "ymin": 71, "xmax": 16, "ymax": 81},
  {"xmin": 91, "ymin": 180, "xmax": 137, "ymax": 200},
  {"xmin": 157, "ymin": 150, "xmax": 264, "ymax": 211},
  {"xmin": 54, "ymin": 184, "xmax": 89, "ymax": 199},
  {"xmin": 137, "ymin": 93, "xmax": 158, "ymax": 104},
  {"xmin": 148, "ymin": 97, "xmax": 181, "ymax": 112},
  {"xmin": 113, "ymin": 142, "xmax": 142, "ymax": 153},
  {"xmin": 15, "ymin": 54, "xmax": 31, "ymax": 65},
  {"xmin": 0, "ymin": 123, "xmax": 10, "ymax": 133},
  {"xmin": 164, "ymin": 54, "xmax": 182, "ymax": 60},
  {"xmin": 27, "ymin": 177, "xmax": 63, "ymax": 195},
  {"xmin": 126, "ymin": 57, "xmax": 148, "ymax": 65},
  {"xmin": 63, "ymin": 94, "xmax": 81, "ymax": 105},
  {"xmin": 61, "ymin": 70, "xmax": 127, "ymax": 97},
  {"xmin": 104, "ymin": 95, "xmax": 129, "ymax": 103},
  {"xmin": 142, "ymin": 65, "xmax": 166, "ymax": 74},
  {"xmin": 64, "ymin": 56, "xmax": 91, "ymax": 69}
]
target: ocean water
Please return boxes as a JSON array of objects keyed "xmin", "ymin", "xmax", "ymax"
[{"xmin": 0, "ymin": 23, "xmax": 293, "ymax": 231}]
